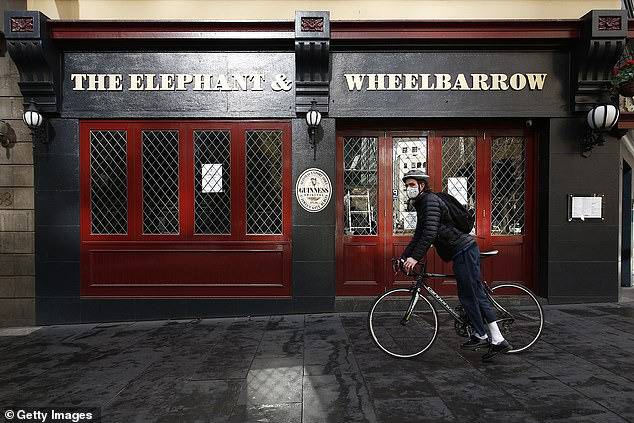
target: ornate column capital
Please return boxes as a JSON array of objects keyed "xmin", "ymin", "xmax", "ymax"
[
  {"xmin": 4, "ymin": 10, "xmax": 59, "ymax": 113},
  {"xmin": 295, "ymin": 11, "xmax": 330, "ymax": 114},
  {"xmin": 574, "ymin": 9, "xmax": 629, "ymax": 112}
]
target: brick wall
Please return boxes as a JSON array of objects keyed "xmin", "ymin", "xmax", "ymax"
[{"xmin": 0, "ymin": 48, "xmax": 35, "ymax": 327}]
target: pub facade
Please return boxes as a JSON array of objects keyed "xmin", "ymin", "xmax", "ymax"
[{"xmin": 3, "ymin": 8, "xmax": 632, "ymax": 324}]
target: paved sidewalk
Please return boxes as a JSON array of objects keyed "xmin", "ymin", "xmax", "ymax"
[{"xmin": 0, "ymin": 303, "xmax": 633, "ymax": 423}]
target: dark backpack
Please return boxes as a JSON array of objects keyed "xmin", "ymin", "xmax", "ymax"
[{"xmin": 435, "ymin": 192, "xmax": 475, "ymax": 234}]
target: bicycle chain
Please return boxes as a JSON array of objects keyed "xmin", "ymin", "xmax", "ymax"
[{"xmin": 453, "ymin": 305, "xmax": 471, "ymax": 338}]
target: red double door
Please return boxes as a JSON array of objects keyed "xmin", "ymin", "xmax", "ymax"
[{"xmin": 336, "ymin": 123, "xmax": 536, "ymax": 296}]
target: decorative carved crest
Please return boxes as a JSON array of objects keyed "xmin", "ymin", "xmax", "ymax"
[
  {"xmin": 301, "ymin": 17, "xmax": 324, "ymax": 32},
  {"xmin": 598, "ymin": 16, "xmax": 621, "ymax": 31},
  {"xmin": 10, "ymin": 17, "xmax": 34, "ymax": 32}
]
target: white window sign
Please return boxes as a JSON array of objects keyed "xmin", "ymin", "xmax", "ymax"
[
  {"xmin": 403, "ymin": 211, "xmax": 417, "ymax": 230},
  {"xmin": 202, "ymin": 163, "xmax": 222, "ymax": 193},
  {"xmin": 448, "ymin": 177, "xmax": 468, "ymax": 206},
  {"xmin": 350, "ymin": 154, "xmax": 360, "ymax": 170},
  {"xmin": 570, "ymin": 196, "xmax": 602, "ymax": 220}
]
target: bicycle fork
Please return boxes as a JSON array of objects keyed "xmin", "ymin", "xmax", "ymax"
[{"xmin": 400, "ymin": 288, "xmax": 421, "ymax": 326}]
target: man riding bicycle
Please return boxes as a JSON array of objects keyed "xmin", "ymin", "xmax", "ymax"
[{"xmin": 399, "ymin": 169, "xmax": 512, "ymax": 360}]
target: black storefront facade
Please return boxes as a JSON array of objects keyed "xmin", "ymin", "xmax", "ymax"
[{"xmin": 4, "ymin": 9, "xmax": 632, "ymax": 324}]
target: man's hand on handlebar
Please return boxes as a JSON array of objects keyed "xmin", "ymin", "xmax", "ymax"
[
  {"xmin": 392, "ymin": 257, "xmax": 423, "ymax": 276},
  {"xmin": 403, "ymin": 257, "xmax": 418, "ymax": 274}
]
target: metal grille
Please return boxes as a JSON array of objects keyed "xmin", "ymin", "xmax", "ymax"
[
  {"xmin": 344, "ymin": 137, "xmax": 378, "ymax": 235},
  {"xmin": 246, "ymin": 130, "xmax": 283, "ymax": 234},
  {"xmin": 90, "ymin": 130, "xmax": 128, "ymax": 235},
  {"xmin": 491, "ymin": 136, "xmax": 526, "ymax": 236},
  {"xmin": 142, "ymin": 130, "xmax": 180, "ymax": 234},
  {"xmin": 392, "ymin": 136, "xmax": 427, "ymax": 235},
  {"xmin": 194, "ymin": 130, "xmax": 231, "ymax": 235},
  {"xmin": 442, "ymin": 136, "xmax": 477, "ymax": 233}
]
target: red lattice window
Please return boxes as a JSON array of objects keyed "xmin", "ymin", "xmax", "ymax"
[{"xmin": 80, "ymin": 121, "xmax": 292, "ymax": 298}]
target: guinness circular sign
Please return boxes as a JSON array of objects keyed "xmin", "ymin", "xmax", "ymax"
[{"xmin": 296, "ymin": 168, "xmax": 332, "ymax": 213}]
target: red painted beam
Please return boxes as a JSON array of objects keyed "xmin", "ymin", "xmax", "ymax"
[
  {"xmin": 51, "ymin": 20, "xmax": 295, "ymax": 39},
  {"xmin": 330, "ymin": 20, "xmax": 581, "ymax": 40}
]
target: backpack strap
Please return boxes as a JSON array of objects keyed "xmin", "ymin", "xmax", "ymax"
[{"xmin": 432, "ymin": 192, "xmax": 451, "ymax": 225}]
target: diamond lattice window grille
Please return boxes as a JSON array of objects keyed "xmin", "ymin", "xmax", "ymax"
[
  {"xmin": 344, "ymin": 137, "xmax": 378, "ymax": 236},
  {"xmin": 491, "ymin": 136, "xmax": 526, "ymax": 236},
  {"xmin": 90, "ymin": 130, "xmax": 128, "ymax": 235},
  {"xmin": 442, "ymin": 136, "xmax": 477, "ymax": 232},
  {"xmin": 246, "ymin": 130, "xmax": 283, "ymax": 235},
  {"xmin": 194, "ymin": 130, "xmax": 231, "ymax": 235},
  {"xmin": 142, "ymin": 130, "xmax": 180, "ymax": 235},
  {"xmin": 392, "ymin": 137, "xmax": 427, "ymax": 235}
]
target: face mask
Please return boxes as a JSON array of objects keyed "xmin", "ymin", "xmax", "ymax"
[{"xmin": 406, "ymin": 186, "xmax": 420, "ymax": 199}]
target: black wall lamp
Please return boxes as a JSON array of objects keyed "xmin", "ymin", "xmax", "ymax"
[
  {"xmin": 22, "ymin": 102, "xmax": 48, "ymax": 144},
  {"xmin": 580, "ymin": 104, "xmax": 620, "ymax": 157},
  {"xmin": 305, "ymin": 102, "xmax": 322, "ymax": 161}
]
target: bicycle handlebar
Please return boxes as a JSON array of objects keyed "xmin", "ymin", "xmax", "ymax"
[{"xmin": 391, "ymin": 258, "xmax": 455, "ymax": 279}]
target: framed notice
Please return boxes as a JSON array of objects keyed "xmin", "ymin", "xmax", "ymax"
[
  {"xmin": 448, "ymin": 177, "xmax": 468, "ymax": 206},
  {"xmin": 568, "ymin": 194, "xmax": 604, "ymax": 221},
  {"xmin": 403, "ymin": 211, "xmax": 417, "ymax": 230},
  {"xmin": 201, "ymin": 164, "xmax": 223, "ymax": 193}
]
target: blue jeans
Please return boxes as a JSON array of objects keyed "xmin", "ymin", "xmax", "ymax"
[{"xmin": 452, "ymin": 242, "xmax": 497, "ymax": 337}]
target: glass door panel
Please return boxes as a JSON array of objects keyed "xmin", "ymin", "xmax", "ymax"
[
  {"xmin": 344, "ymin": 137, "xmax": 379, "ymax": 236},
  {"xmin": 392, "ymin": 136, "xmax": 428, "ymax": 235},
  {"xmin": 491, "ymin": 136, "xmax": 525, "ymax": 236},
  {"xmin": 441, "ymin": 136, "xmax": 477, "ymax": 234}
]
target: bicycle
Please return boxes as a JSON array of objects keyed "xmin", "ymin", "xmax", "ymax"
[{"xmin": 368, "ymin": 250, "xmax": 544, "ymax": 359}]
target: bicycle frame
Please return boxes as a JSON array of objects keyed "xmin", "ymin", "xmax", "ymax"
[
  {"xmin": 406, "ymin": 270, "xmax": 514, "ymax": 329},
  {"xmin": 410, "ymin": 277, "xmax": 464, "ymax": 324}
]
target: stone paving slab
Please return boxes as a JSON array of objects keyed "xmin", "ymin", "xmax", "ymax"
[{"xmin": 0, "ymin": 303, "xmax": 633, "ymax": 422}]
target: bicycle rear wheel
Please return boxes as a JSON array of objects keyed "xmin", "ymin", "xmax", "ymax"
[
  {"xmin": 368, "ymin": 288, "xmax": 439, "ymax": 358},
  {"xmin": 488, "ymin": 283, "xmax": 544, "ymax": 353}
]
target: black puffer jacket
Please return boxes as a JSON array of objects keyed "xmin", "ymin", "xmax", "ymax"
[{"xmin": 401, "ymin": 192, "xmax": 475, "ymax": 262}]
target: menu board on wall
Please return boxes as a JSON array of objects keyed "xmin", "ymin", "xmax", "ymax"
[{"xmin": 568, "ymin": 194, "xmax": 604, "ymax": 221}]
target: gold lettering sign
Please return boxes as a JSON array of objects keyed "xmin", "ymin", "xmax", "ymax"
[
  {"xmin": 343, "ymin": 73, "xmax": 547, "ymax": 91},
  {"xmin": 69, "ymin": 73, "xmax": 293, "ymax": 92}
]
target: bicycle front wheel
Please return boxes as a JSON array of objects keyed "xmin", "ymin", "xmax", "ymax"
[
  {"xmin": 368, "ymin": 288, "xmax": 439, "ymax": 358},
  {"xmin": 488, "ymin": 283, "xmax": 544, "ymax": 353}
]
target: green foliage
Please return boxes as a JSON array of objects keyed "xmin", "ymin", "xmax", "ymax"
[{"xmin": 611, "ymin": 59, "xmax": 634, "ymax": 92}]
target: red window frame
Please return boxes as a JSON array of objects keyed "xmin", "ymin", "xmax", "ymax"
[{"xmin": 79, "ymin": 120, "xmax": 292, "ymax": 298}]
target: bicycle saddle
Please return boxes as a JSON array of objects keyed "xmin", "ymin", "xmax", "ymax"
[{"xmin": 480, "ymin": 250, "xmax": 498, "ymax": 257}]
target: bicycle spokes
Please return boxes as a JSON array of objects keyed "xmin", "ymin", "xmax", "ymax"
[
  {"xmin": 368, "ymin": 289, "xmax": 439, "ymax": 358},
  {"xmin": 488, "ymin": 284, "xmax": 544, "ymax": 353}
]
